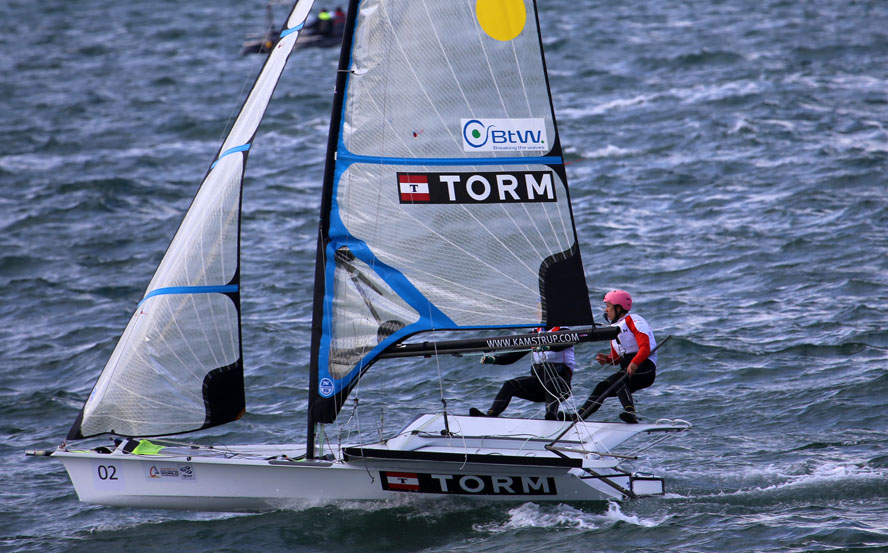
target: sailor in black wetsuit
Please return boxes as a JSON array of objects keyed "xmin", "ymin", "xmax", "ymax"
[{"xmin": 469, "ymin": 327, "xmax": 575, "ymax": 420}]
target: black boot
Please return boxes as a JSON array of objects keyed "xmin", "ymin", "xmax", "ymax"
[
  {"xmin": 617, "ymin": 384, "xmax": 637, "ymax": 423},
  {"xmin": 469, "ymin": 407, "xmax": 494, "ymax": 417},
  {"xmin": 618, "ymin": 406, "xmax": 638, "ymax": 424}
]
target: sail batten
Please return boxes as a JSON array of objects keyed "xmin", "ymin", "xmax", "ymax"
[
  {"xmin": 279, "ymin": 22, "xmax": 305, "ymax": 39},
  {"xmin": 337, "ymin": 150, "xmax": 563, "ymax": 166},
  {"xmin": 138, "ymin": 285, "xmax": 239, "ymax": 306},
  {"xmin": 212, "ymin": 144, "xmax": 251, "ymax": 168}
]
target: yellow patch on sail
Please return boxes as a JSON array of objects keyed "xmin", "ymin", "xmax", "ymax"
[{"xmin": 476, "ymin": 0, "xmax": 527, "ymax": 42}]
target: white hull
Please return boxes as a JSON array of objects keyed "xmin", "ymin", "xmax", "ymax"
[{"xmin": 53, "ymin": 414, "xmax": 689, "ymax": 511}]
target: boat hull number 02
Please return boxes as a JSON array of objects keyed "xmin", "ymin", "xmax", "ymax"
[
  {"xmin": 97, "ymin": 464, "xmax": 119, "ymax": 480},
  {"xmin": 92, "ymin": 461, "xmax": 124, "ymax": 489}
]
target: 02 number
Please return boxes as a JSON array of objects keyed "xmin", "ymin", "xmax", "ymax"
[{"xmin": 97, "ymin": 464, "xmax": 118, "ymax": 480}]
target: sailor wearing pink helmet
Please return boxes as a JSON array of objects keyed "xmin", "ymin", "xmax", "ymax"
[{"xmin": 567, "ymin": 289, "xmax": 658, "ymax": 423}]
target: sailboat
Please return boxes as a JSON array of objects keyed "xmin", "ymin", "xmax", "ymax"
[
  {"xmin": 241, "ymin": 1, "xmax": 343, "ymax": 55},
  {"xmin": 36, "ymin": 0, "xmax": 691, "ymax": 510}
]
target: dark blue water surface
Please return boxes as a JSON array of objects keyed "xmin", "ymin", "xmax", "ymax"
[{"xmin": 2, "ymin": 1, "xmax": 887, "ymax": 552}]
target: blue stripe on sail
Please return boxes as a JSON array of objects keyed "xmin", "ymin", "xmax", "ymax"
[
  {"xmin": 138, "ymin": 285, "xmax": 239, "ymax": 306},
  {"xmin": 280, "ymin": 22, "xmax": 305, "ymax": 38},
  {"xmin": 211, "ymin": 144, "xmax": 251, "ymax": 168},
  {"xmin": 337, "ymin": 150, "xmax": 562, "ymax": 167}
]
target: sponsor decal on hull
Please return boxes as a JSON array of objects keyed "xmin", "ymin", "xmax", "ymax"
[
  {"xmin": 146, "ymin": 464, "xmax": 196, "ymax": 481},
  {"xmin": 379, "ymin": 471, "xmax": 557, "ymax": 496},
  {"xmin": 397, "ymin": 171, "xmax": 557, "ymax": 204},
  {"xmin": 384, "ymin": 472, "xmax": 421, "ymax": 491}
]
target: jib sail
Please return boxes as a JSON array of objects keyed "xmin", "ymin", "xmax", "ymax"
[{"xmin": 67, "ymin": 2, "xmax": 317, "ymax": 439}]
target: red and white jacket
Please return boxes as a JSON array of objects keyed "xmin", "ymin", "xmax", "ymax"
[{"xmin": 603, "ymin": 314, "xmax": 657, "ymax": 367}]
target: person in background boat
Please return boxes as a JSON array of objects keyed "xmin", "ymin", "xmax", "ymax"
[
  {"xmin": 333, "ymin": 7, "xmax": 346, "ymax": 26},
  {"xmin": 469, "ymin": 326, "xmax": 575, "ymax": 421},
  {"xmin": 566, "ymin": 289, "xmax": 657, "ymax": 424},
  {"xmin": 311, "ymin": 8, "xmax": 334, "ymax": 36}
]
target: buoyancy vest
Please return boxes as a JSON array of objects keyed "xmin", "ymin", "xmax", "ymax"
[
  {"xmin": 530, "ymin": 327, "xmax": 577, "ymax": 370},
  {"xmin": 610, "ymin": 314, "xmax": 657, "ymax": 367}
]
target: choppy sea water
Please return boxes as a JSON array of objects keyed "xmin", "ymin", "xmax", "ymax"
[{"xmin": 2, "ymin": 0, "xmax": 887, "ymax": 552}]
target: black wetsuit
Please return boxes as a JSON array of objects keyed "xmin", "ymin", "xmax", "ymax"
[
  {"xmin": 577, "ymin": 355, "xmax": 656, "ymax": 417},
  {"xmin": 485, "ymin": 350, "xmax": 573, "ymax": 420}
]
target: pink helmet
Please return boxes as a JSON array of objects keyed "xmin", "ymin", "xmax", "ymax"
[{"xmin": 603, "ymin": 289, "xmax": 632, "ymax": 311}]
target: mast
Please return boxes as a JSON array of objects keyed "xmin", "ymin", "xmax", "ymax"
[{"xmin": 307, "ymin": 0, "xmax": 359, "ymax": 458}]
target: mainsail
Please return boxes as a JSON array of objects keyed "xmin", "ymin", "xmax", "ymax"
[
  {"xmin": 67, "ymin": 2, "xmax": 317, "ymax": 439},
  {"xmin": 308, "ymin": 0, "xmax": 594, "ymax": 429}
]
